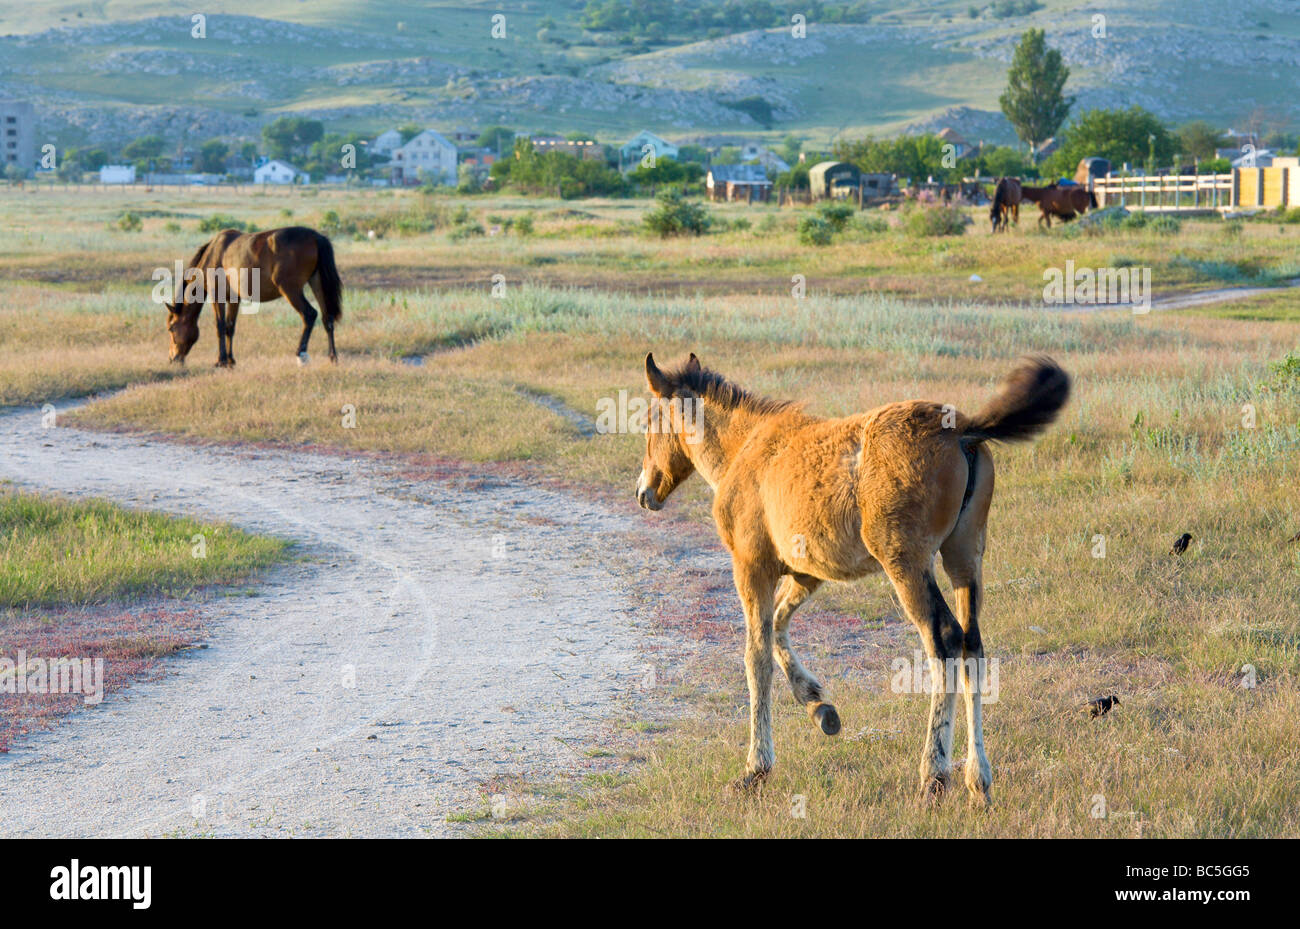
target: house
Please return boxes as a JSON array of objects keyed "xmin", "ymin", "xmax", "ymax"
[
  {"xmin": 390, "ymin": 129, "xmax": 457, "ymax": 186},
  {"xmin": 451, "ymin": 127, "xmax": 478, "ymax": 144},
  {"xmin": 99, "ymin": 164, "xmax": 136, "ymax": 184},
  {"xmin": 530, "ymin": 135, "xmax": 604, "ymax": 161},
  {"xmin": 0, "ymin": 99, "xmax": 35, "ymax": 175},
  {"xmin": 458, "ymin": 146, "xmax": 497, "ymax": 167},
  {"xmin": 739, "ymin": 143, "xmax": 790, "ymax": 174},
  {"xmin": 1232, "ymin": 147, "xmax": 1274, "ymax": 168},
  {"xmin": 370, "ymin": 129, "xmax": 404, "ymax": 157},
  {"xmin": 620, "ymin": 130, "xmax": 678, "ymax": 168},
  {"xmin": 706, "ymin": 163, "xmax": 772, "ymax": 202},
  {"xmin": 254, "ymin": 159, "xmax": 308, "ymax": 184},
  {"xmin": 936, "ymin": 127, "xmax": 970, "ymax": 158}
]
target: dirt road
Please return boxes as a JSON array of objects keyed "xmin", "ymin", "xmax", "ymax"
[{"xmin": 0, "ymin": 403, "xmax": 653, "ymax": 837}]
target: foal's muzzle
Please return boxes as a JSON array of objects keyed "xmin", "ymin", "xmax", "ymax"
[{"xmin": 635, "ymin": 471, "xmax": 663, "ymax": 511}]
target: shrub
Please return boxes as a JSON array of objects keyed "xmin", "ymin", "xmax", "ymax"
[
  {"xmin": 115, "ymin": 211, "xmax": 142, "ymax": 232},
  {"xmin": 902, "ymin": 204, "xmax": 966, "ymax": 237},
  {"xmin": 515, "ymin": 213, "xmax": 536, "ymax": 237},
  {"xmin": 817, "ymin": 202, "xmax": 856, "ymax": 232},
  {"xmin": 198, "ymin": 214, "xmax": 252, "ymax": 233},
  {"xmin": 1268, "ymin": 351, "xmax": 1300, "ymax": 392},
  {"xmin": 855, "ymin": 214, "xmax": 889, "ymax": 234},
  {"xmin": 798, "ymin": 215, "xmax": 834, "ymax": 246},
  {"xmin": 643, "ymin": 191, "xmax": 712, "ymax": 237}
]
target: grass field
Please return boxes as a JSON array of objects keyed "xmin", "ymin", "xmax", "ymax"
[{"xmin": 2, "ymin": 184, "xmax": 1299, "ymax": 834}]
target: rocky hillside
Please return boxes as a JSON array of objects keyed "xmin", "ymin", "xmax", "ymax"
[{"xmin": 0, "ymin": 0, "xmax": 1296, "ymax": 150}]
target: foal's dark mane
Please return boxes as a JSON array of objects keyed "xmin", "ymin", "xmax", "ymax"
[{"xmin": 666, "ymin": 361, "xmax": 797, "ymax": 416}]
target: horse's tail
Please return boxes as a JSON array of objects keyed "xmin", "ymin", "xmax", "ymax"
[
  {"xmin": 313, "ymin": 232, "xmax": 342, "ymax": 324},
  {"xmin": 962, "ymin": 356, "xmax": 1070, "ymax": 445}
]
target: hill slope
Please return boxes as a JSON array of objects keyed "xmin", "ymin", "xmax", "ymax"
[{"xmin": 1, "ymin": 0, "xmax": 1297, "ymax": 148}]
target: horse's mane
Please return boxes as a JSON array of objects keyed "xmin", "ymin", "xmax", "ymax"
[
  {"xmin": 665, "ymin": 360, "xmax": 797, "ymax": 417},
  {"xmin": 187, "ymin": 240, "xmax": 211, "ymax": 269}
]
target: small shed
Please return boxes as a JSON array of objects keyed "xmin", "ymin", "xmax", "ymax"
[
  {"xmin": 707, "ymin": 163, "xmax": 772, "ymax": 202},
  {"xmin": 808, "ymin": 161, "xmax": 861, "ymax": 199}
]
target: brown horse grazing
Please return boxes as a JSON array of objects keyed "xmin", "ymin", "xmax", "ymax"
[
  {"xmin": 164, "ymin": 226, "xmax": 341, "ymax": 367},
  {"xmin": 1020, "ymin": 184, "xmax": 1097, "ymax": 228},
  {"xmin": 989, "ymin": 176, "xmax": 1022, "ymax": 232},
  {"xmin": 636, "ymin": 353, "xmax": 1070, "ymax": 804}
]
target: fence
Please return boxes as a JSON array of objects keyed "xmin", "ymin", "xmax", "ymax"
[{"xmin": 1092, "ymin": 165, "xmax": 1299, "ymax": 212}]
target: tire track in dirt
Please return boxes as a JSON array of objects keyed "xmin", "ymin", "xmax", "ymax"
[{"xmin": 0, "ymin": 402, "xmax": 656, "ymax": 837}]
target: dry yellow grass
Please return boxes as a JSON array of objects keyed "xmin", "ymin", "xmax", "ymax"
[{"xmin": 3, "ymin": 186, "xmax": 1299, "ymax": 836}]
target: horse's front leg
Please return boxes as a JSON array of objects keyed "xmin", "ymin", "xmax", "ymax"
[
  {"xmin": 212, "ymin": 302, "xmax": 229, "ymax": 367},
  {"xmin": 733, "ymin": 558, "xmax": 779, "ymax": 791}
]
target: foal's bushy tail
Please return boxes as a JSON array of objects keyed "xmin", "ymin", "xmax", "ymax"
[
  {"xmin": 962, "ymin": 356, "xmax": 1070, "ymax": 444},
  {"xmin": 313, "ymin": 232, "xmax": 343, "ymax": 324}
]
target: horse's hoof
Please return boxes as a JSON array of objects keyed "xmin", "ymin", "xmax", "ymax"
[
  {"xmin": 810, "ymin": 702, "xmax": 841, "ymax": 736},
  {"xmin": 732, "ymin": 769, "xmax": 769, "ymax": 794},
  {"xmin": 918, "ymin": 773, "xmax": 951, "ymax": 808},
  {"xmin": 297, "ymin": 352, "xmax": 310, "ymax": 367}
]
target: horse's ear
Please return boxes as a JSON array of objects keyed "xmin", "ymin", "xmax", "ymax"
[
  {"xmin": 645, "ymin": 352, "xmax": 671, "ymax": 397},
  {"xmin": 685, "ymin": 353, "xmax": 701, "ymax": 375}
]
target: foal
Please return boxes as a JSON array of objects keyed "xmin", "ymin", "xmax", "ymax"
[{"xmin": 636, "ymin": 353, "xmax": 1070, "ymax": 804}]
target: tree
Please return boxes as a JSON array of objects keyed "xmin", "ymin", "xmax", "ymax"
[
  {"xmin": 122, "ymin": 135, "xmax": 166, "ymax": 161},
  {"xmin": 1176, "ymin": 121, "xmax": 1226, "ymax": 161},
  {"xmin": 1039, "ymin": 107, "xmax": 1176, "ymax": 177},
  {"xmin": 261, "ymin": 117, "xmax": 324, "ymax": 161},
  {"xmin": 477, "ymin": 125, "xmax": 514, "ymax": 154},
  {"xmin": 196, "ymin": 139, "xmax": 229, "ymax": 174},
  {"xmin": 999, "ymin": 28, "xmax": 1074, "ymax": 159}
]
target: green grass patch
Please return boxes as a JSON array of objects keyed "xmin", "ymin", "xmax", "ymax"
[{"xmin": 0, "ymin": 486, "xmax": 290, "ymax": 609}]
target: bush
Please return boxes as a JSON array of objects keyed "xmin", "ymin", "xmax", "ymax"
[
  {"xmin": 515, "ymin": 213, "xmax": 536, "ymax": 237},
  {"xmin": 902, "ymin": 204, "xmax": 966, "ymax": 237},
  {"xmin": 817, "ymin": 201, "xmax": 856, "ymax": 232},
  {"xmin": 643, "ymin": 191, "xmax": 712, "ymax": 237},
  {"xmin": 798, "ymin": 216, "xmax": 834, "ymax": 246},
  {"xmin": 855, "ymin": 214, "xmax": 889, "ymax": 234},
  {"xmin": 115, "ymin": 211, "xmax": 142, "ymax": 233},
  {"xmin": 198, "ymin": 214, "xmax": 252, "ymax": 233},
  {"xmin": 1268, "ymin": 351, "xmax": 1300, "ymax": 392}
]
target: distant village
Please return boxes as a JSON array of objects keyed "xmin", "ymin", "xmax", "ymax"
[{"xmin": 2, "ymin": 97, "xmax": 1293, "ymax": 210}]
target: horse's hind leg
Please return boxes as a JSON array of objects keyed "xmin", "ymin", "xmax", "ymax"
[
  {"xmin": 940, "ymin": 452, "xmax": 994, "ymax": 805},
  {"xmin": 773, "ymin": 573, "xmax": 839, "ymax": 736},
  {"xmin": 222, "ymin": 301, "xmax": 240, "ymax": 367},
  {"xmin": 308, "ymin": 274, "xmax": 337, "ymax": 363},
  {"xmin": 283, "ymin": 287, "xmax": 318, "ymax": 364},
  {"xmin": 882, "ymin": 562, "xmax": 963, "ymax": 804}
]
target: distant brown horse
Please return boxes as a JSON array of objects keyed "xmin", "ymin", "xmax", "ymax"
[
  {"xmin": 989, "ymin": 176, "xmax": 1022, "ymax": 232},
  {"xmin": 636, "ymin": 353, "xmax": 1070, "ymax": 804},
  {"xmin": 1020, "ymin": 184, "xmax": 1097, "ymax": 228},
  {"xmin": 164, "ymin": 226, "xmax": 341, "ymax": 367}
]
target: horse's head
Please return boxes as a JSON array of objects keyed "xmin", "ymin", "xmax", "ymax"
[
  {"xmin": 164, "ymin": 302, "xmax": 201, "ymax": 364},
  {"xmin": 636, "ymin": 352, "xmax": 701, "ymax": 512},
  {"xmin": 989, "ymin": 201, "xmax": 1001, "ymax": 232}
]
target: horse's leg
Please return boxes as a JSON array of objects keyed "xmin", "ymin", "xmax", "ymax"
[
  {"xmin": 773, "ymin": 573, "xmax": 839, "ymax": 735},
  {"xmin": 307, "ymin": 274, "xmax": 337, "ymax": 363},
  {"xmin": 283, "ymin": 286, "xmax": 318, "ymax": 364},
  {"xmin": 883, "ymin": 562, "xmax": 963, "ymax": 804},
  {"xmin": 939, "ymin": 459, "xmax": 993, "ymax": 806},
  {"xmin": 212, "ymin": 301, "xmax": 229, "ymax": 367},
  {"xmin": 223, "ymin": 300, "xmax": 240, "ymax": 367},
  {"xmin": 733, "ymin": 558, "xmax": 779, "ymax": 790}
]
